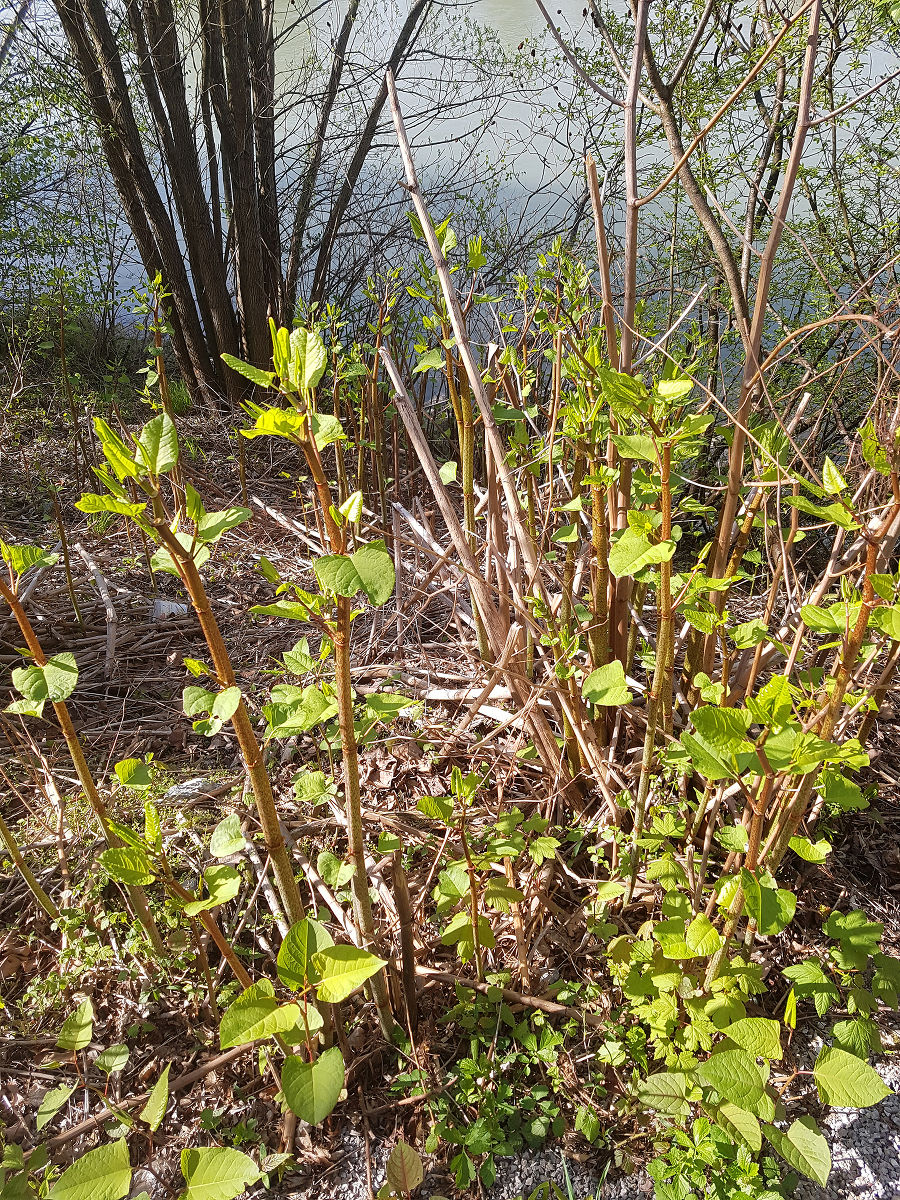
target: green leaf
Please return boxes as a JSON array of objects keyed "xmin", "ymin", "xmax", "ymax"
[
  {"xmin": 100, "ymin": 847, "xmax": 155, "ymax": 886},
  {"xmin": 822, "ymin": 456, "xmax": 847, "ymax": 495},
  {"xmin": 722, "ymin": 1018, "xmax": 782, "ymax": 1061},
  {"xmin": 114, "ymin": 758, "xmax": 152, "ymax": 790},
  {"xmin": 241, "ymin": 405, "xmax": 307, "ymax": 441},
  {"xmin": 93, "ymin": 417, "xmax": 139, "ymax": 481},
  {"xmin": 365, "ymin": 692, "xmax": 417, "ymax": 721},
  {"xmin": 183, "ymin": 864, "xmax": 241, "ymax": 916},
  {"xmin": 741, "ymin": 869, "xmax": 796, "ymax": 935},
  {"xmin": 136, "ymin": 413, "xmax": 179, "ymax": 475},
  {"xmin": 219, "ymin": 980, "xmax": 302, "ymax": 1049},
  {"xmin": 151, "ymin": 532, "xmax": 210, "ymax": 576},
  {"xmin": 0, "ymin": 542, "xmax": 59, "ymax": 577},
  {"xmin": 287, "ymin": 326, "xmax": 328, "ymax": 393},
  {"xmin": 712, "ymin": 1102, "xmax": 761, "ymax": 1152},
  {"xmin": 212, "ymin": 687, "xmax": 241, "ymax": 722},
  {"xmin": 139, "ymin": 1064, "xmax": 170, "ymax": 1131},
  {"xmin": 316, "ymin": 851, "xmax": 354, "ymax": 890},
  {"xmin": 729, "ymin": 618, "xmax": 769, "ymax": 649},
  {"xmin": 764, "ymin": 1116, "xmax": 831, "ymax": 1187},
  {"xmin": 210, "ymin": 814, "xmax": 245, "ymax": 859},
  {"xmin": 691, "ymin": 706, "xmax": 752, "ymax": 752},
  {"xmin": 282, "ymin": 1045, "xmax": 344, "ymax": 1124},
  {"xmin": 178, "ymin": 1146, "xmax": 260, "ymax": 1200},
  {"xmin": 249, "ymin": 599, "xmax": 312, "ymax": 621},
  {"xmin": 636, "ymin": 1071, "xmax": 694, "ymax": 1119},
  {"xmin": 698, "ymin": 1048, "xmax": 765, "ymax": 1110},
  {"xmin": 95, "ymin": 1044, "xmax": 130, "ymax": 1076},
  {"xmin": 716, "ymin": 824, "xmax": 749, "ymax": 854},
  {"xmin": 417, "ymin": 795, "xmax": 453, "ymax": 822},
  {"xmin": 608, "ymin": 527, "xmax": 675, "ymax": 578},
  {"xmin": 789, "ymin": 835, "xmax": 831, "ymax": 863},
  {"xmin": 197, "ymin": 508, "xmax": 251, "ymax": 544},
  {"xmin": 350, "ymin": 540, "xmax": 395, "ymax": 607},
  {"xmin": 439, "ymin": 460, "xmax": 458, "ymax": 484},
  {"xmin": 183, "ymin": 686, "xmax": 216, "ymax": 717},
  {"xmin": 338, "ymin": 491, "xmax": 363, "ymax": 523},
  {"xmin": 309, "ymin": 412, "xmax": 345, "ymax": 449},
  {"xmin": 35, "ymin": 1083, "xmax": 75, "ymax": 1131},
  {"xmin": 611, "ymin": 433, "xmax": 657, "ymax": 463},
  {"xmin": 823, "ymin": 909, "xmax": 883, "ymax": 970},
  {"xmin": 277, "ymin": 918, "xmax": 335, "ymax": 991},
  {"xmin": 221, "ymin": 352, "xmax": 276, "ymax": 389},
  {"xmin": 386, "ymin": 1142, "xmax": 424, "ymax": 1194},
  {"xmin": 48, "ymin": 1139, "xmax": 131, "ymax": 1200},
  {"xmin": 311, "ymin": 946, "xmax": 387, "ymax": 1003},
  {"xmin": 582, "ymin": 661, "xmax": 632, "ymax": 706},
  {"xmin": 785, "ymin": 494, "xmax": 858, "ymax": 531},
  {"xmin": 832, "ymin": 1017, "xmax": 881, "ymax": 1059},
  {"xmin": 813, "ymin": 1046, "xmax": 891, "ymax": 1108},
  {"xmin": 413, "ymin": 346, "xmax": 445, "ymax": 374}
]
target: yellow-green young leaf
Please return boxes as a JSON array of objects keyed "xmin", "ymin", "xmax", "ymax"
[
  {"xmin": 241, "ymin": 405, "xmax": 307, "ymax": 440},
  {"xmin": 57, "ymin": 999, "xmax": 94, "ymax": 1051},
  {"xmin": 114, "ymin": 758, "xmax": 152, "ymax": 789},
  {"xmin": 212, "ymin": 687, "xmax": 241, "ymax": 722},
  {"xmin": 697, "ymin": 1049, "xmax": 766, "ymax": 1110},
  {"xmin": 822, "ymin": 456, "xmax": 847, "ymax": 495},
  {"xmin": 309, "ymin": 412, "xmax": 344, "ymax": 449},
  {"xmin": 0, "ymin": 541, "xmax": 59, "ymax": 577},
  {"xmin": 209, "ymin": 814, "xmax": 245, "ymax": 859},
  {"xmin": 47, "ymin": 1138, "xmax": 131, "ymax": 1200},
  {"xmin": 789, "ymin": 836, "xmax": 831, "ymax": 863},
  {"xmin": 721, "ymin": 1018, "xmax": 783, "ymax": 1061},
  {"xmin": 221, "ymin": 352, "xmax": 276, "ymax": 389},
  {"xmin": 100, "ymin": 847, "xmax": 155, "ymax": 887},
  {"xmin": 178, "ymin": 1147, "xmax": 260, "ymax": 1200},
  {"xmin": 349, "ymin": 540, "xmax": 395, "ymax": 607},
  {"xmin": 140, "ymin": 1064, "xmax": 170, "ymax": 1131},
  {"xmin": 287, "ymin": 326, "xmax": 327, "ymax": 393},
  {"xmin": 338, "ymin": 491, "xmax": 363, "ymax": 523},
  {"xmin": 582, "ymin": 661, "xmax": 632, "ymax": 706},
  {"xmin": 136, "ymin": 413, "xmax": 179, "ymax": 476},
  {"xmin": 93, "ymin": 417, "xmax": 140, "ymax": 481},
  {"xmin": 611, "ymin": 433, "xmax": 657, "ymax": 463},
  {"xmin": 35, "ymin": 1083, "xmax": 76, "ymax": 1131},
  {"xmin": 219, "ymin": 980, "xmax": 302, "ymax": 1049},
  {"xmin": 763, "ymin": 1116, "xmax": 831, "ymax": 1187},
  {"xmin": 183, "ymin": 865, "xmax": 241, "ymax": 917},
  {"xmin": 311, "ymin": 946, "xmax": 387, "ymax": 1003},
  {"xmin": 386, "ymin": 1142, "xmax": 424, "ymax": 1194},
  {"xmin": 712, "ymin": 1102, "xmax": 761, "ymax": 1152},
  {"xmin": 277, "ymin": 918, "xmax": 335, "ymax": 991},
  {"xmin": 196, "ymin": 508, "xmax": 252, "ymax": 544},
  {"xmin": 608, "ymin": 527, "xmax": 675, "ymax": 578},
  {"xmin": 95, "ymin": 1044, "xmax": 130, "ymax": 1076},
  {"xmin": 439, "ymin": 460, "xmax": 458, "ymax": 484},
  {"xmin": 417, "ymin": 795, "xmax": 453, "ymax": 822},
  {"xmin": 813, "ymin": 1046, "xmax": 891, "ymax": 1108},
  {"xmin": 281, "ymin": 1045, "xmax": 344, "ymax": 1124}
]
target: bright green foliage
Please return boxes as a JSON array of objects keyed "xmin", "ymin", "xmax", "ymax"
[
  {"xmin": 140, "ymin": 1064, "xmax": 170, "ymax": 1131},
  {"xmin": 310, "ymin": 945, "xmax": 387, "ymax": 1003},
  {"xmin": 47, "ymin": 1140, "xmax": 131, "ymax": 1200},
  {"xmin": 178, "ymin": 1147, "xmax": 260, "ymax": 1200},
  {"xmin": 281, "ymin": 1046, "xmax": 345, "ymax": 1124},
  {"xmin": 218, "ymin": 980, "xmax": 302, "ymax": 1049},
  {"xmin": 36, "ymin": 1083, "xmax": 76, "ymax": 1131},
  {"xmin": 813, "ymin": 1046, "xmax": 892, "ymax": 1108},
  {"xmin": 57, "ymin": 999, "xmax": 94, "ymax": 1052},
  {"xmin": 182, "ymin": 865, "xmax": 241, "ymax": 916}
]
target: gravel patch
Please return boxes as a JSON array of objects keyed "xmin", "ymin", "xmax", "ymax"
[{"xmin": 267, "ymin": 1057, "xmax": 900, "ymax": 1200}]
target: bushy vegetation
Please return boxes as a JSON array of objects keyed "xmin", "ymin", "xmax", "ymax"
[{"xmin": 2, "ymin": 2, "xmax": 900, "ymax": 1199}]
